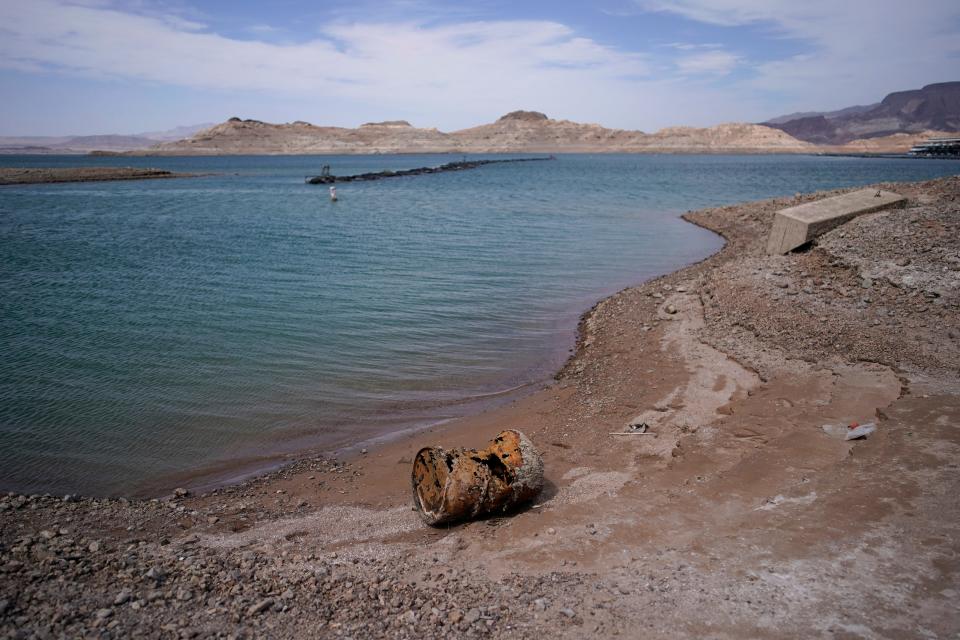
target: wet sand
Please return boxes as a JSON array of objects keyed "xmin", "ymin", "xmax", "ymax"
[
  {"xmin": 0, "ymin": 167, "xmax": 196, "ymax": 185},
  {"xmin": 2, "ymin": 175, "xmax": 958, "ymax": 638}
]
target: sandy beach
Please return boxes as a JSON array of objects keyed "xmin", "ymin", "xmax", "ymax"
[{"xmin": 1, "ymin": 175, "xmax": 958, "ymax": 638}]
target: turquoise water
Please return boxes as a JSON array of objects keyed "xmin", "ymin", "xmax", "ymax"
[{"xmin": 2, "ymin": 154, "xmax": 958, "ymax": 496}]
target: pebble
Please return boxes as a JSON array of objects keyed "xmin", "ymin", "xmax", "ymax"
[
  {"xmin": 247, "ymin": 598, "xmax": 274, "ymax": 616},
  {"xmin": 465, "ymin": 608, "xmax": 481, "ymax": 624},
  {"xmin": 88, "ymin": 541, "xmax": 101, "ymax": 553},
  {"xmin": 665, "ymin": 304, "xmax": 677, "ymax": 314},
  {"xmin": 173, "ymin": 488, "xmax": 189, "ymax": 498},
  {"xmin": 559, "ymin": 608, "xmax": 576, "ymax": 618},
  {"xmin": 113, "ymin": 589, "xmax": 132, "ymax": 606},
  {"xmin": 145, "ymin": 567, "xmax": 165, "ymax": 582}
]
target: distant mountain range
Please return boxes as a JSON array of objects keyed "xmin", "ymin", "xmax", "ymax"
[
  {"xmin": 764, "ymin": 104, "xmax": 878, "ymax": 126},
  {"xmin": 129, "ymin": 111, "xmax": 812, "ymax": 155},
  {"xmin": 3, "ymin": 82, "xmax": 956, "ymax": 156},
  {"xmin": 0, "ymin": 123, "xmax": 214, "ymax": 154},
  {"xmin": 764, "ymin": 82, "xmax": 960, "ymax": 144}
]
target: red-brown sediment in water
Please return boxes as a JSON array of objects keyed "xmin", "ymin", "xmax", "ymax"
[{"xmin": 1, "ymin": 176, "xmax": 958, "ymax": 638}]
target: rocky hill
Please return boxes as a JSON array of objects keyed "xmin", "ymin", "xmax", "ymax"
[
  {"xmin": 135, "ymin": 112, "xmax": 813, "ymax": 155},
  {"xmin": 447, "ymin": 110, "xmax": 650, "ymax": 152},
  {"xmin": 822, "ymin": 130, "xmax": 955, "ymax": 154},
  {"xmin": 142, "ymin": 117, "xmax": 451, "ymax": 155},
  {"xmin": 766, "ymin": 81, "xmax": 960, "ymax": 144},
  {"xmin": 640, "ymin": 123, "xmax": 812, "ymax": 152}
]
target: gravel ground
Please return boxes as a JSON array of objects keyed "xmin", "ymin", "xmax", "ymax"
[{"xmin": 686, "ymin": 176, "xmax": 960, "ymax": 381}]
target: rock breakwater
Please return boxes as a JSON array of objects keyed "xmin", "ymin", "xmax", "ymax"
[{"xmin": 305, "ymin": 157, "xmax": 553, "ymax": 184}]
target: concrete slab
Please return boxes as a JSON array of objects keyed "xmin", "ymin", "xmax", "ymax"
[{"xmin": 766, "ymin": 188, "xmax": 906, "ymax": 254}]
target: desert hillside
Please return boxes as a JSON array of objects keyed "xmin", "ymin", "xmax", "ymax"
[
  {"xmin": 824, "ymin": 130, "xmax": 954, "ymax": 154},
  {"xmin": 640, "ymin": 122, "xmax": 812, "ymax": 152},
  {"xmin": 135, "ymin": 111, "xmax": 814, "ymax": 155},
  {"xmin": 446, "ymin": 110, "xmax": 649, "ymax": 152},
  {"xmin": 143, "ymin": 117, "xmax": 451, "ymax": 155},
  {"xmin": 766, "ymin": 81, "xmax": 960, "ymax": 144}
]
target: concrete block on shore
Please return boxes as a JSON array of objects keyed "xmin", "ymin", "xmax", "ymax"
[{"xmin": 766, "ymin": 188, "xmax": 906, "ymax": 254}]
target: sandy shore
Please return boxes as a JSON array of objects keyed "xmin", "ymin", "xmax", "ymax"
[
  {"xmin": 2, "ymin": 175, "xmax": 958, "ymax": 638},
  {"xmin": 0, "ymin": 167, "xmax": 196, "ymax": 185}
]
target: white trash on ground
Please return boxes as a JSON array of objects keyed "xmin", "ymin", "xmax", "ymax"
[
  {"xmin": 844, "ymin": 422, "xmax": 877, "ymax": 440},
  {"xmin": 822, "ymin": 422, "xmax": 877, "ymax": 440}
]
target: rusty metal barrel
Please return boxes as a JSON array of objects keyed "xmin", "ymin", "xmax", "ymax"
[{"xmin": 411, "ymin": 429, "xmax": 544, "ymax": 526}]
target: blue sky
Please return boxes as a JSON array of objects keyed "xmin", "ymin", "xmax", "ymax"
[{"xmin": 0, "ymin": 0, "xmax": 958, "ymax": 135}]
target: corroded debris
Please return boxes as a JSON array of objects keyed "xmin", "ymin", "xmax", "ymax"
[{"xmin": 411, "ymin": 430, "xmax": 544, "ymax": 526}]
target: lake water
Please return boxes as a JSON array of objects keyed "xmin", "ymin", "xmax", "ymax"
[{"xmin": 2, "ymin": 153, "xmax": 958, "ymax": 496}]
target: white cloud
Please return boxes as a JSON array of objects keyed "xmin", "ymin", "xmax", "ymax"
[
  {"xmin": 0, "ymin": 0, "xmax": 659, "ymax": 129},
  {"xmin": 664, "ymin": 42, "xmax": 724, "ymax": 51},
  {"xmin": 3, "ymin": 0, "xmax": 954, "ymax": 132},
  {"xmin": 638, "ymin": 0, "xmax": 796, "ymax": 27},
  {"xmin": 637, "ymin": 0, "xmax": 960, "ymax": 110},
  {"xmin": 675, "ymin": 50, "xmax": 741, "ymax": 75}
]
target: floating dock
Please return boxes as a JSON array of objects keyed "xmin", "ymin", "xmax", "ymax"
[
  {"xmin": 909, "ymin": 137, "xmax": 960, "ymax": 158},
  {"xmin": 767, "ymin": 188, "xmax": 906, "ymax": 255},
  {"xmin": 305, "ymin": 157, "xmax": 553, "ymax": 184}
]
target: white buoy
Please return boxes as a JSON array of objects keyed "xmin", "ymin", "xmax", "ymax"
[{"xmin": 329, "ymin": 186, "xmax": 338, "ymax": 202}]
